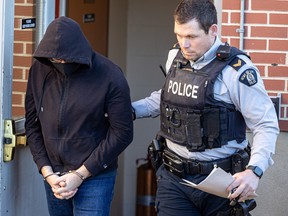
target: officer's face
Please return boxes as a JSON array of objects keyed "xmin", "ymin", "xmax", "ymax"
[{"xmin": 174, "ymin": 19, "xmax": 217, "ymax": 61}]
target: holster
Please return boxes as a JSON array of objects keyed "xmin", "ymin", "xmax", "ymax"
[
  {"xmin": 231, "ymin": 149, "xmax": 250, "ymax": 174},
  {"xmin": 229, "ymin": 148, "xmax": 256, "ymax": 216},
  {"xmin": 231, "ymin": 199, "xmax": 256, "ymax": 216},
  {"xmin": 216, "ymin": 199, "xmax": 256, "ymax": 216},
  {"xmin": 147, "ymin": 135, "xmax": 165, "ymax": 171}
]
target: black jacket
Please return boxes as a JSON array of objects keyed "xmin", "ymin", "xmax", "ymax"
[{"xmin": 25, "ymin": 16, "xmax": 133, "ymax": 176}]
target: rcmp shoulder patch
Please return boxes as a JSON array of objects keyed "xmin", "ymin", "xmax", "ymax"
[
  {"xmin": 239, "ymin": 69, "xmax": 258, "ymax": 87},
  {"xmin": 229, "ymin": 57, "xmax": 246, "ymax": 71}
]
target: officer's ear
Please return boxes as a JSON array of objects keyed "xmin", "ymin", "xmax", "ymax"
[{"xmin": 209, "ymin": 24, "xmax": 218, "ymax": 37}]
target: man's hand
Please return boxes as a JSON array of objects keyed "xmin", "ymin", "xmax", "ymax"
[
  {"xmin": 52, "ymin": 172, "xmax": 83, "ymax": 199},
  {"xmin": 227, "ymin": 169, "xmax": 260, "ymax": 202},
  {"xmin": 45, "ymin": 174, "xmax": 77, "ymax": 199},
  {"xmin": 43, "ymin": 165, "xmax": 91, "ymax": 200}
]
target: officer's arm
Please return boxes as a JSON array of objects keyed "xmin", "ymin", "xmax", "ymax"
[
  {"xmin": 227, "ymin": 57, "xmax": 279, "ymax": 173},
  {"xmin": 132, "ymin": 89, "xmax": 161, "ymax": 119},
  {"xmin": 132, "ymin": 47, "xmax": 177, "ymax": 119}
]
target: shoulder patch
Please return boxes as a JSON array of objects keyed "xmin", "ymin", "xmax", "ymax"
[
  {"xmin": 239, "ymin": 69, "xmax": 258, "ymax": 87},
  {"xmin": 229, "ymin": 57, "xmax": 246, "ymax": 71}
]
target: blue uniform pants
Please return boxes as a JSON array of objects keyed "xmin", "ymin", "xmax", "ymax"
[
  {"xmin": 155, "ymin": 165, "xmax": 231, "ymax": 216},
  {"xmin": 44, "ymin": 169, "xmax": 116, "ymax": 216}
]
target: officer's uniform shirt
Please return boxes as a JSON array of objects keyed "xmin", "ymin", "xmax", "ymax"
[{"xmin": 132, "ymin": 36, "xmax": 279, "ymax": 173}]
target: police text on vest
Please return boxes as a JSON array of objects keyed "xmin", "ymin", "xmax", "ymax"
[{"xmin": 167, "ymin": 80, "xmax": 198, "ymax": 98}]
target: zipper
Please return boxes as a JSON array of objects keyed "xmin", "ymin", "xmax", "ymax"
[
  {"xmin": 35, "ymin": 71, "xmax": 52, "ymax": 122},
  {"xmin": 58, "ymin": 76, "xmax": 69, "ymax": 136}
]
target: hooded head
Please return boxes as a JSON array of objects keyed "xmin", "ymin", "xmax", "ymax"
[{"xmin": 33, "ymin": 16, "xmax": 93, "ymax": 74}]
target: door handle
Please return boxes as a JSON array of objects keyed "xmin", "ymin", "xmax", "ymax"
[{"xmin": 3, "ymin": 118, "xmax": 27, "ymax": 162}]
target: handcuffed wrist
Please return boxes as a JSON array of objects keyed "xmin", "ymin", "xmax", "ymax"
[
  {"xmin": 69, "ymin": 170, "xmax": 86, "ymax": 180},
  {"xmin": 43, "ymin": 172, "xmax": 60, "ymax": 181}
]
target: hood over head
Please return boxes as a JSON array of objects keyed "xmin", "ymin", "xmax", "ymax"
[{"xmin": 33, "ymin": 16, "xmax": 93, "ymax": 67}]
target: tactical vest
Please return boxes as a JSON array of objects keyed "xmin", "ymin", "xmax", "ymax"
[{"xmin": 159, "ymin": 46, "xmax": 248, "ymax": 152}]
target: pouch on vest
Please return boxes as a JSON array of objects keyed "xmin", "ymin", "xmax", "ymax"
[
  {"xmin": 185, "ymin": 112, "xmax": 204, "ymax": 151},
  {"xmin": 203, "ymin": 108, "xmax": 220, "ymax": 148}
]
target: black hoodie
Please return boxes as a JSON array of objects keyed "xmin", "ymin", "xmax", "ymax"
[{"xmin": 25, "ymin": 16, "xmax": 133, "ymax": 176}]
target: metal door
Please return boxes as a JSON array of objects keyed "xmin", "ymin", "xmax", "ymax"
[
  {"xmin": 66, "ymin": 0, "xmax": 109, "ymax": 56},
  {"xmin": 0, "ymin": 1, "xmax": 48, "ymax": 215}
]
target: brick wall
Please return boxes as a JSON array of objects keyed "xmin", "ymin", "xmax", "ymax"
[
  {"xmin": 13, "ymin": 0, "xmax": 35, "ymax": 117},
  {"xmin": 221, "ymin": 0, "xmax": 288, "ymax": 131},
  {"xmin": 12, "ymin": 0, "xmax": 288, "ymax": 131}
]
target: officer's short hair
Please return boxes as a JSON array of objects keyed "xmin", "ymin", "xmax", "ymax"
[{"xmin": 174, "ymin": 0, "xmax": 217, "ymax": 34}]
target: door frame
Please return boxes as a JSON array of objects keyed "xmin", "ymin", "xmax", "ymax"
[
  {"xmin": 0, "ymin": 0, "xmax": 15, "ymax": 215},
  {"xmin": 1, "ymin": 1, "xmax": 50, "ymax": 215}
]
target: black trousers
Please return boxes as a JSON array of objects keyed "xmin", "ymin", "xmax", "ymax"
[{"xmin": 155, "ymin": 165, "xmax": 232, "ymax": 216}]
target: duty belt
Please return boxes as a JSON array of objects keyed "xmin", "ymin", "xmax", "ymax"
[{"xmin": 163, "ymin": 149, "xmax": 232, "ymax": 178}]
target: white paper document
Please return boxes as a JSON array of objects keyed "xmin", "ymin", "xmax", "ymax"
[{"xmin": 180, "ymin": 167, "xmax": 258, "ymax": 199}]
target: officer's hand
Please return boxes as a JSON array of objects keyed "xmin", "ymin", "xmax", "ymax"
[{"xmin": 227, "ymin": 169, "xmax": 259, "ymax": 202}]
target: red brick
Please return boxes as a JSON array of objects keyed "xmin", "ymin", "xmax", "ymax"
[
  {"xmin": 222, "ymin": 25, "xmax": 239, "ymax": 37},
  {"xmin": 245, "ymin": 13, "xmax": 267, "ymax": 24},
  {"xmin": 13, "ymin": 68, "xmax": 24, "ymax": 80},
  {"xmin": 231, "ymin": 12, "xmax": 240, "ymax": 23},
  {"xmin": 281, "ymin": 93, "xmax": 288, "ymax": 104},
  {"xmin": 12, "ymin": 107, "xmax": 25, "ymax": 118},
  {"xmin": 280, "ymin": 106, "xmax": 285, "ymax": 118},
  {"xmin": 12, "ymin": 81, "xmax": 27, "ymax": 92},
  {"xmin": 222, "ymin": 0, "xmax": 248, "ymax": 10},
  {"xmin": 251, "ymin": 26, "xmax": 287, "ymax": 38},
  {"xmin": 222, "ymin": 25, "xmax": 248, "ymax": 37},
  {"xmin": 12, "ymin": 93, "xmax": 23, "ymax": 106},
  {"xmin": 250, "ymin": 52, "xmax": 286, "ymax": 64},
  {"xmin": 268, "ymin": 66, "xmax": 288, "ymax": 77},
  {"xmin": 14, "ymin": 42, "xmax": 24, "ymax": 54},
  {"xmin": 222, "ymin": 12, "xmax": 267, "ymax": 24},
  {"xmin": 269, "ymin": 40, "xmax": 288, "ymax": 51},
  {"xmin": 222, "ymin": 12, "xmax": 229, "ymax": 23},
  {"xmin": 15, "ymin": 0, "xmax": 25, "ymax": 3},
  {"xmin": 268, "ymin": 92, "xmax": 278, "ymax": 97},
  {"xmin": 263, "ymin": 79, "xmax": 285, "ymax": 91},
  {"xmin": 251, "ymin": 0, "xmax": 288, "ymax": 12},
  {"xmin": 27, "ymin": 0, "xmax": 36, "ymax": 4},
  {"xmin": 24, "ymin": 69, "xmax": 30, "ymax": 80},
  {"xmin": 14, "ymin": 30, "xmax": 34, "ymax": 42},
  {"xmin": 270, "ymin": 13, "xmax": 288, "ymax": 25},
  {"xmin": 13, "ymin": 55, "xmax": 33, "ymax": 67},
  {"xmin": 255, "ymin": 65, "xmax": 265, "ymax": 77},
  {"xmin": 14, "ymin": 18, "xmax": 21, "ymax": 29},
  {"xmin": 244, "ymin": 39, "xmax": 267, "ymax": 50},
  {"xmin": 229, "ymin": 38, "xmax": 240, "ymax": 48},
  {"xmin": 221, "ymin": 37, "xmax": 230, "ymax": 44},
  {"xmin": 26, "ymin": 43, "xmax": 35, "ymax": 55},
  {"xmin": 279, "ymin": 120, "xmax": 288, "ymax": 132},
  {"xmin": 15, "ymin": 5, "xmax": 35, "ymax": 17}
]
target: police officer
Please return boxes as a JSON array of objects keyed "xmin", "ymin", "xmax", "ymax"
[{"xmin": 132, "ymin": 0, "xmax": 279, "ymax": 215}]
